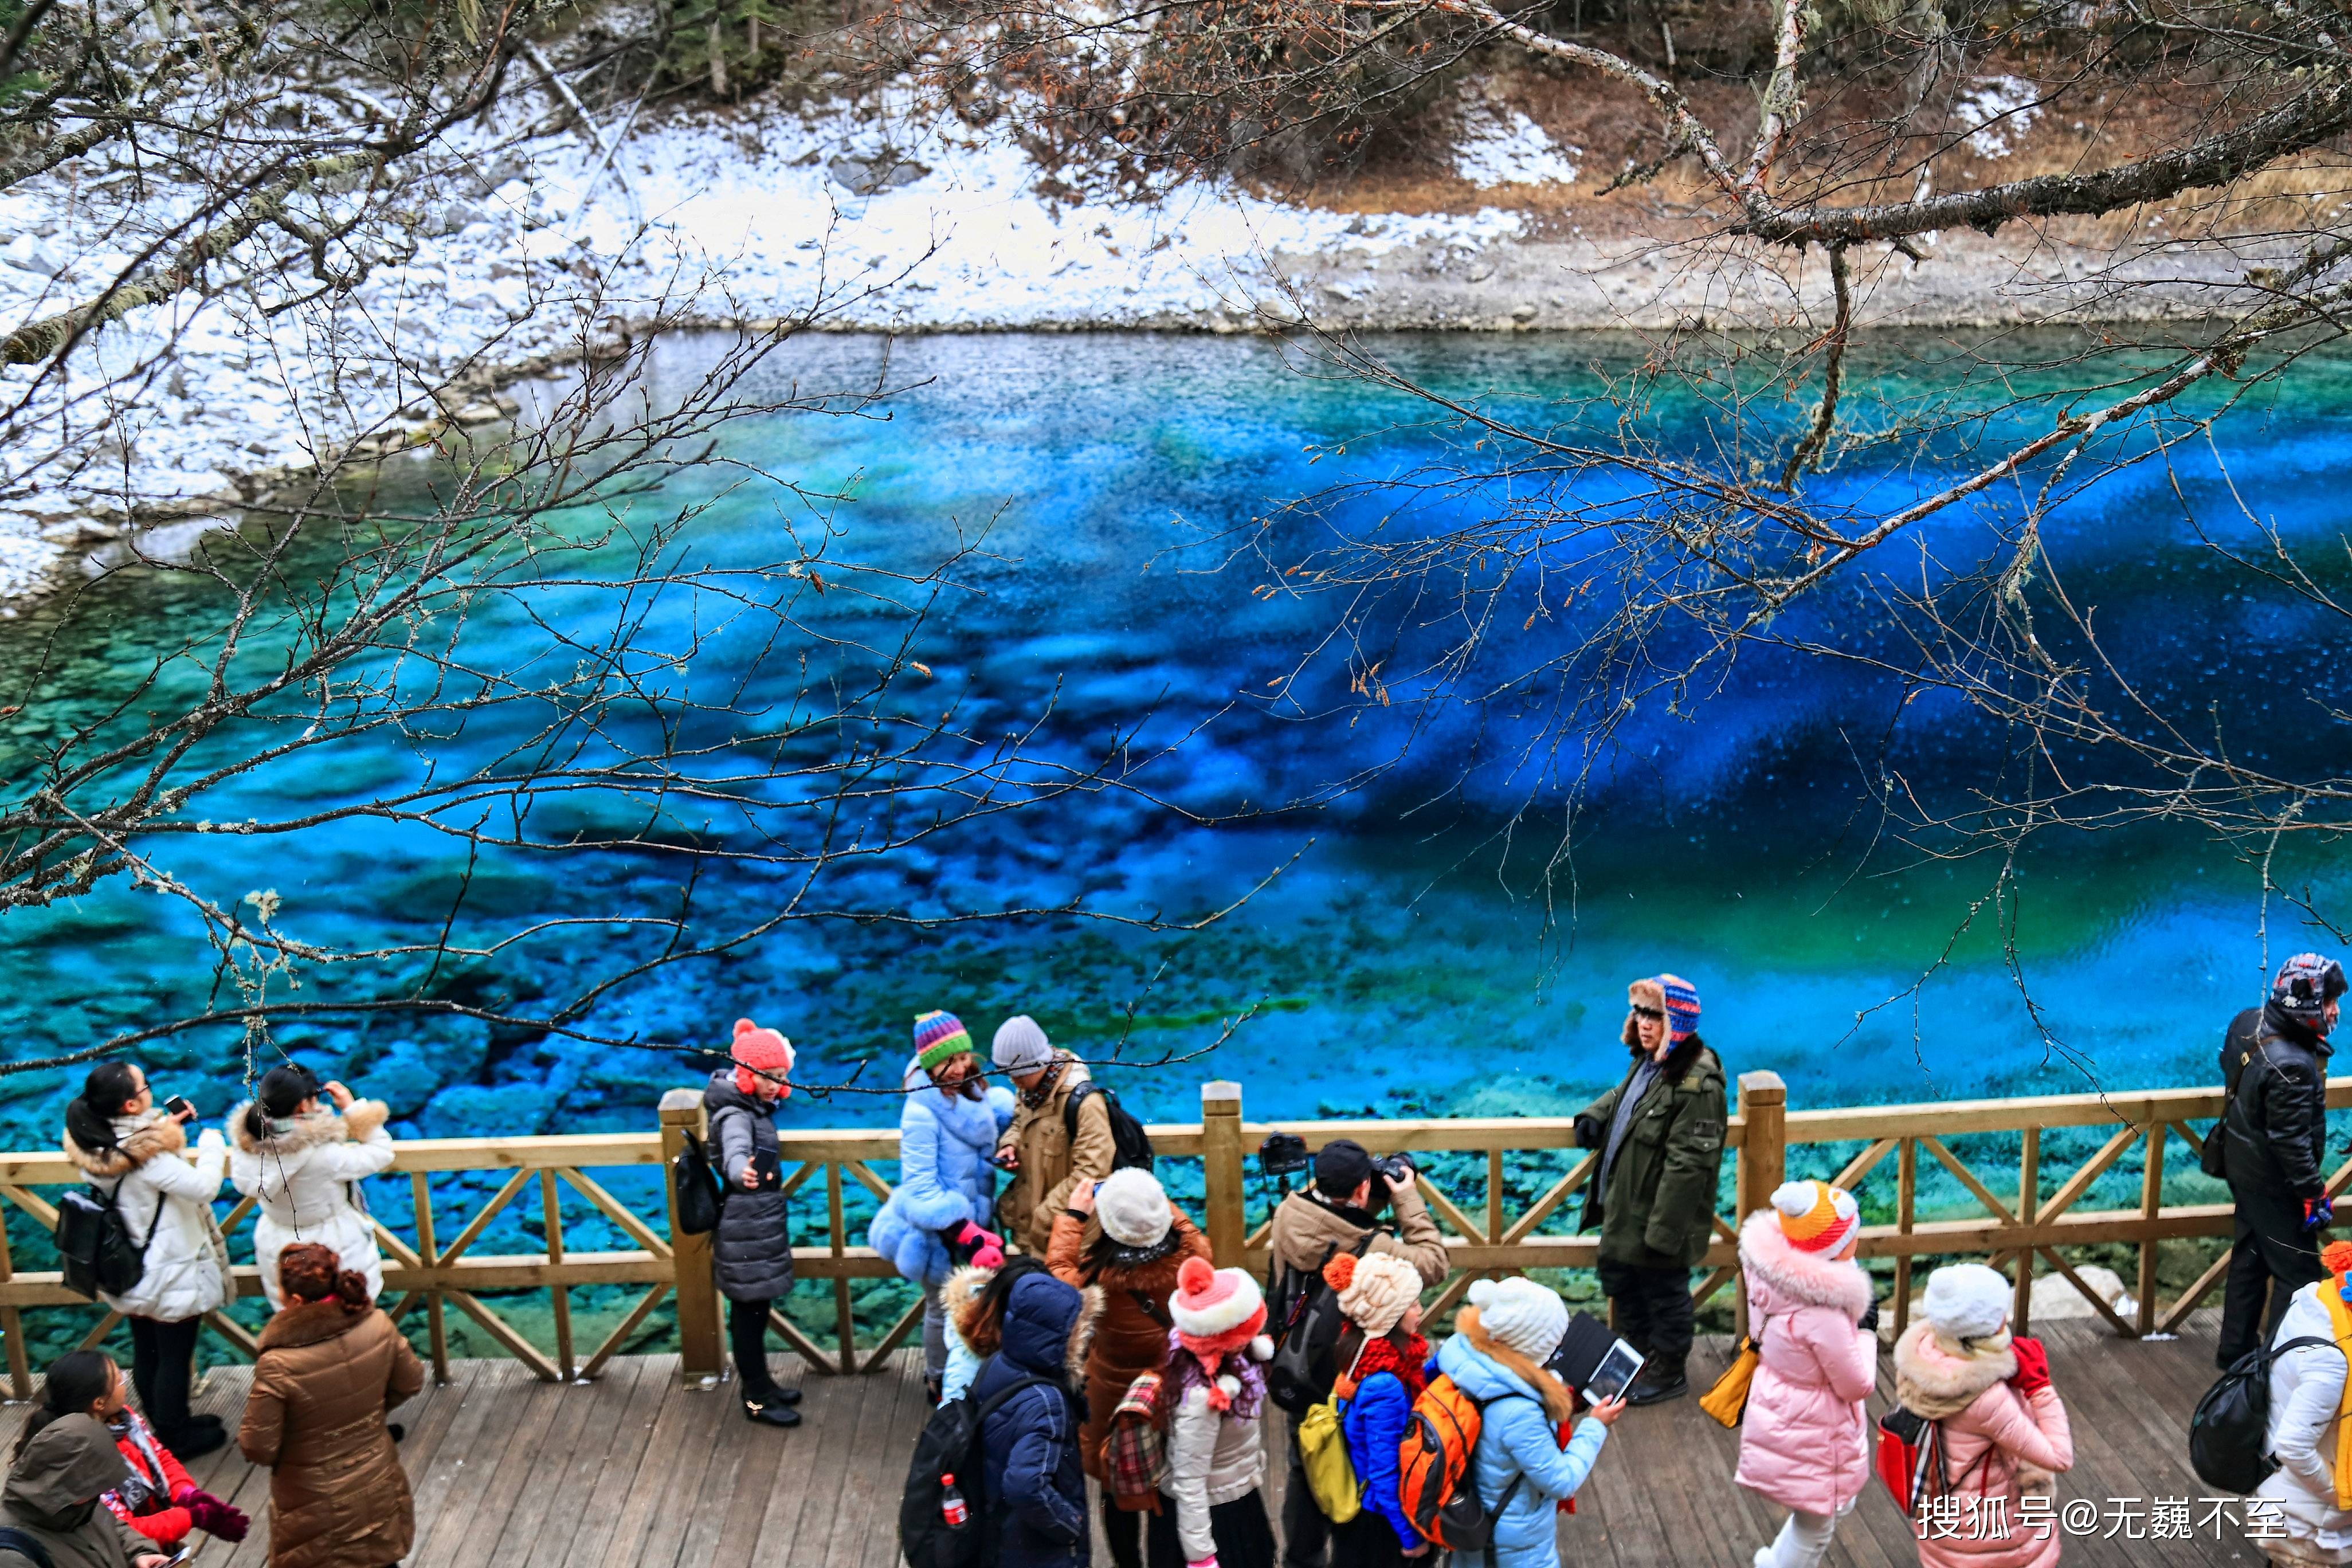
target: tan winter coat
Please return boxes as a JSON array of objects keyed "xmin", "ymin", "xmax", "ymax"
[
  {"xmin": 1268, "ymin": 1183, "xmax": 1451, "ymax": 1290},
  {"xmin": 994, "ymin": 1056, "xmax": 1116, "ymax": 1255},
  {"xmin": 238, "ymin": 1301, "xmax": 424, "ymax": 1568}
]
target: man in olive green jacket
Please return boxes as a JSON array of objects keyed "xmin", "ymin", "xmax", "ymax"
[{"xmin": 1574, "ymin": 973, "xmax": 1726, "ymax": 1406}]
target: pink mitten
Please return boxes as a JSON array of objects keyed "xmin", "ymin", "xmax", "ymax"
[
  {"xmin": 951, "ymin": 1220, "xmax": 1005, "ymax": 1269},
  {"xmin": 185, "ymin": 1492, "xmax": 250, "ymax": 1542}
]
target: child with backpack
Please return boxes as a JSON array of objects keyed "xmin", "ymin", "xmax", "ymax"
[
  {"xmin": 1153, "ymin": 1257, "xmax": 1278, "ymax": 1568},
  {"xmin": 2249, "ymin": 1238, "xmax": 2352, "ymax": 1565},
  {"xmin": 1733, "ymin": 1181, "xmax": 1879, "ymax": 1568},
  {"xmin": 1425, "ymin": 1276, "xmax": 1623, "ymax": 1568},
  {"xmin": 1890, "ymin": 1264, "xmax": 2073, "ymax": 1568},
  {"xmin": 1323, "ymin": 1252, "xmax": 1433, "ymax": 1566}
]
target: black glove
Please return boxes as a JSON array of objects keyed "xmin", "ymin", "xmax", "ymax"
[
  {"xmin": 1573, "ymin": 1115, "xmax": 1602, "ymax": 1150},
  {"xmin": 1857, "ymin": 1297, "xmax": 1881, "ymax": 1335}
]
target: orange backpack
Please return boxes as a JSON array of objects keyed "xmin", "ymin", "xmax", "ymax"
[{"xmin": 1397, "ymin": 1374, "xmax": 1518, "ymax": 1553}]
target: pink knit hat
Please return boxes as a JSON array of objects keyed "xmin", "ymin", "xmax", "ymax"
[
  {"xmin": 731, "ymin": 1018, "xmax": 794, "ymax": 1097},
  {"xmin": 1169, "ymin": 1256, "xmax": 1266, "ymax": 1355}
]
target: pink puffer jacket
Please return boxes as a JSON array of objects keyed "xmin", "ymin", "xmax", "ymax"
[
  {"xmin": 1731, "ymin": 1209, "xmax": 1877, "ymax": 1515},
  {"xmin": 1892, "ymin": 1323, "xmax": 2075, "ymax": 1568}
]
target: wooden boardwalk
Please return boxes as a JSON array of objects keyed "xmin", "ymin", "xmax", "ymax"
[{"xmin": 0, "ymin": 1312, "xmax": 2269, "ymax": 1567}]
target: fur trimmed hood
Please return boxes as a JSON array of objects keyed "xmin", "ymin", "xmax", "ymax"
[
  {"xmin": 1894, "ymin": 1319, "xmax": 2017, "ymax": 1419},
  {"xmin": 1738, "ymin": 1208, "xmax": 1873, "ymax": 1317},
  {"xmin": 942, "ymin": 1263, "xmax": 994, "ymax": 1331},
  {"xmin": 62, "ymin": 1112, "xmax": 184, "ymax": 1179},
  {"xmin": 229, "ymin": 1097, "xmax": 390, "ymax": 1155},
  {"xmin": 956, "ymin": 1268, "xmax": 1102, "ymax": 1381},
  {"xmin": 1064, "ymin": 1283, "xmax": 1103, "ymax": 1382}
]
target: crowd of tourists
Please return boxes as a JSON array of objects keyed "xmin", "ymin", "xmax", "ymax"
[
  {"xmin": 5, "ymin": 1060, "xmax": 416, "ymax": 1568},
  {"xmin": 6, "ymin": 950, "xmax": 2346, "ymax": 1568}
]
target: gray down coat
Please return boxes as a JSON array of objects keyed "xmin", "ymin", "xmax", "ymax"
[{"xmin": 705, "ymin": 1071, "xmax": 795, "ymax": 1302}]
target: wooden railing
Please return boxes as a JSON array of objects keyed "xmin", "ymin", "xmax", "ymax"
[{"xmin": 0, "ymin": 1071, "xmax": 2337, "ymax": 1396}]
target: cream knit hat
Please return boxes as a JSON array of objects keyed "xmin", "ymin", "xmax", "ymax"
[
  {"xmin": 1094, "ymin": 1168, "xmax": 1173, "ymax": 1249},
  {"xmin": 1922, "ymin": 1263, "xmax": 2011, "ymax": 1343},
  {"xmin": 1330, "ymin": 1252, "xmax": 1424, "ymax": 1338}
]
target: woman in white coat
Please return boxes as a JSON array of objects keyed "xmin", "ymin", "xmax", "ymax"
[
  {"xmin": 60, "ymin": 1061, "xmax": 234, "ymax": 1456},
  {"xmin": 2257, "ymin": 1241, "xmax": 2352, "ymax": 1566},
  {"xmin": 228, "ymin": 1062, "xmax": 395, "ymax": 1310}
]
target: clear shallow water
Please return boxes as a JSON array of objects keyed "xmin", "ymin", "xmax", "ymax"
[{"xmin": 2, "ymin": 328, "xmax": 2350, "ymax": 1163}]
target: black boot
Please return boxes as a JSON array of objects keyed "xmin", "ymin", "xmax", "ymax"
[
  {"xmin": 163, "ymin": 1422, "xmax": 228, "ymax": 1459},
  {"xmin": 1624, "ymin": 1362, "xmax": 1688, "ymax": 1406},
  {"xmin": 743, "ymin": 1393, "xmax": 802, "ymax": 1428}
]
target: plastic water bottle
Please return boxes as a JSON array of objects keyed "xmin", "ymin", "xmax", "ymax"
[{"xmin": 940, "ymin": 1473, "xmax": 969, "ymax": 1528}]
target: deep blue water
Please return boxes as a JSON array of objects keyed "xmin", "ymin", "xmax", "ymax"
[{"xmin": 3, "ymin": 328, "xmax": 2350, "ymax": 1159}]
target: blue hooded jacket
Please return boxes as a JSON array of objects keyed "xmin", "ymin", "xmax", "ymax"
[
  {"xmin": 973, "ymin": 1272, "xmax": 1095, "ymax": 1568},
  {"xmin": 1339, "ymin": 1361, "xmax": 1423, "ymax": 1547},
  {"xmin": 1434, "ymin": 1332, "xmax": 1611, "ymax": 1568},
  {"xmin": 869, "ymin": 1059, "xmax": 1016, "ymax": 1287}
]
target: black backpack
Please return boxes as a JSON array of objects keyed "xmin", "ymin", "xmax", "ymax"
[
  {"xmin": 900, "ymin": 1359, "xmax": 1053, "ymax": 1568},
  {"xmin": 671, "ymin": 1130, "xmax": 724, "ymax": 1237},
  {"xmin": 2192, "ymin": 1335, "xmax": 2333, "ymax": 1493},
  {"xmin": 1265, "ymin": 1231, "xmax": 1375, "ymax": 1414},
  {"xmin": 0, "ymin": 1526, "xmax": 54, "ymax": 1568},
  {"xmin": 56, "ymin": 1181, "xmax": 155, "ymax": 1300},
  {"xmin": 1064, "ymin": 1083, "xmax": 1153, "ymax": 1174}
]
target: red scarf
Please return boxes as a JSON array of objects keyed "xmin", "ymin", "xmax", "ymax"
[{"xmin": 1336, "ymin": 1329, "xmax": 1430, "ymax": 1403}]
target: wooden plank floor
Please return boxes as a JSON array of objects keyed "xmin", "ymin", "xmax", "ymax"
[{"xmin": 0, "ymin": 1312, "xmax": 2272, "ymax": 1566}]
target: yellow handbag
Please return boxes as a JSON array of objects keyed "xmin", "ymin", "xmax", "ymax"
[{"xmin": 1699, "ymin": 1334, "xmax": 1761, "ymax": 1429}]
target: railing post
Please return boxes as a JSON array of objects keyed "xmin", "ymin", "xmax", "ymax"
[
  {"xmin": 658, "ymin": 1088, "xmax": 725, "ymax": 1388},
  {"xmin": 1734, "ymin": 1072, "xmax": 1787, "ymax": 1219},
  {"xmin": 1733, "ymin": 1073, "xmax": 1785, "ymax": 1342},
  {"xmin": 1202, "ymin": 1081, "xmax": 1246, "ymax": 1268},
  {"xmin": 2013, "ymin": 1124, "xmax": 2039, "ymax": 1336},
  {"xmin": 2137, "ymin": 1121, "xmax": 2166, "ymax": 1338}
]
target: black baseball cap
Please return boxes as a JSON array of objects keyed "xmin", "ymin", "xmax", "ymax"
[{"xmin": 1314, "ymin": 1138, "xmax": 1376, "ymax": 1198}]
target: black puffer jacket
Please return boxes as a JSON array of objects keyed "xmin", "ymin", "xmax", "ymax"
[
  {"xmin": 2219, "ymin": 1002, "xmax": 2333, "ymax": 1200},
  {"xmin": 704, "ymin": 1072, "xmax": 796, "ymax": 1302}
]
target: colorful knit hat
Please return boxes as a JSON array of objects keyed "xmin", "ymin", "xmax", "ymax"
[
  {"xmin": 1657, "ymin": 974, "xmax": 1702, "ymax": 1044},
  {"xmin": 1325, "ymin": 1251, "xmax": 1423, "ymax": 1338},
  {"xmin": 1169, "ymin": 1255, "xmax": 1267, "ymax": 1355},
  {"xmin": 731, "ymin": 1018, "xmax": 793, "ymax": 1097},
  {"xmin": 914, "ymin": 1010, "xmax": 973, "ymax": 1073},
  {"xmin": 2274, "ymin": 953, "xmax": 2347, "ymax": 1032},
  {"xmin": 2325, "ymin": 1241, "xmax": 2352, "ymax": 1303},
  {"xmin": 1771, "ymin": 1179, "xmax": 1860, "ymax": 1255}
]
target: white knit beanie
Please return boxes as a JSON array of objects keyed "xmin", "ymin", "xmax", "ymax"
[
  {"xmin": 1094, "ymin": 1168, "xmax": 1173, "ymax": 1248},
  {"xmin": 991, "ymin": 1015, "xmax": 1053, "ymax": 1075},
  {"xmin": 1467, "ymin": 1276, "xmax": 1569, "ymax": 1362},
  {"xmin": 1922, "ymin": 1263, "xmax": 2011, "ymax": 1343}
]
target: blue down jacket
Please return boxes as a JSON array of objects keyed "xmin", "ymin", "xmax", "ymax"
[
  {"xmin": 1340, "ymin": 1365, "xmax": 1421, "ymax": 1548},
  {"xmin": 1434, "ymin": 1332, "xmax": 1612, "ymax": 1568},
  {"xmin": 974, "ymin": 1272, "xmax": 1100, "ymax": 1568},
  {"xmin": 869, "ymin": 1059, "xmax": 1016, "ymax": 1287}
]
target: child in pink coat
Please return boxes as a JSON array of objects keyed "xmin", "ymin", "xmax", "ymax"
[
  {"xmin": 1892, "ymin": 1263, "xmax": 2074, "ymax": 1568},
  {"xmin": 1735, "ymin": 1179, "xmax": 1879, "ymax": 1568}
]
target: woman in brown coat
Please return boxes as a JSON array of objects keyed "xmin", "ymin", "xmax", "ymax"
[
  {"xmin": 237, "ymin": 1242, "xmax": 425, "ymax": 1568},
  {"xmin": 1046, "ymin": 1167, "xmax": 1212, "ymax": 1568}
]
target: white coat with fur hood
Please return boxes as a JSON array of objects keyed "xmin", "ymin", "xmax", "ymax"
[
  {"xmin": 229, "ymin": 1098, "xmax": 395, "ymax": 1308},
  {"xmin": 62, "ymin": 1112, "xmax": 233, "ymax": 1322}
]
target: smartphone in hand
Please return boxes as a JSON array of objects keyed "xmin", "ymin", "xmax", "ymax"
[
  {"xmin": 750, "ymin": 1148, "xmax": 783, "ymax": 1191},
  {"xmin": 163, "ymin": 1095, "xmax": 196, "ymax": 1120}
]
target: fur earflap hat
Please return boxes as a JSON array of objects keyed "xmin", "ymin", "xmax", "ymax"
[
  {"xmin": 1170, "ymin": 1256, "xmax": 1267, "ymax": 1354},
  {"xmin": 1773, "ymin": 1179, "xmax": 1860, "ymax": 1255},
  {"xmin": 730, "ymin": 1018, "xmax": 793, "ymax": 1096},
  {"xmin": 1326, "ymin": 1251, "xmax": 1423, "ymax": 1338},
  {"xmin": 1095, "ymin": 1167, "xmax": 1174, "ymax": 1249}
]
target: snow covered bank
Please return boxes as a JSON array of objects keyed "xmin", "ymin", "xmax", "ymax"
[{"xmin": 0, "ymin": 75, "xmax": 2266, "ymax": 603}]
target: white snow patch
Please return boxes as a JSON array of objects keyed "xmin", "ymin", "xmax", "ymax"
[
  {"xmin": 1452, "ymin": 107, "xmax": 1579, "ymax": 190},
  {"xmin": 1958, "ymin": 76, "xmax": 2041, "ymax": 159},
  {"xmin": 0, "ymin": 81, "xmax": 1535, "ymax": 599}
]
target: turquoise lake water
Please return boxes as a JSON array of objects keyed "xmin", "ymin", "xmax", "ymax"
[{"xmin": 3, "ymin": 328, "xmax": 2349, "ymax": 1159}]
